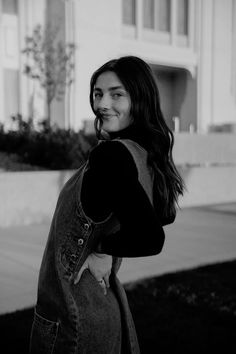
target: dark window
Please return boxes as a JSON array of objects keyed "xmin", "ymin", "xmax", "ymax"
[
  {"xmin": 143, "ymin": 0, "xmax": 155, "ymax": 29},
  {"xmin": 177, "ymin": 0, "xmax": 188, "ymax": 35},
  {"xmin": 2, "ymin": 0, "xmax": 18, "ymax": 14},
  {"xmin": 4, "ymin": 69, "xmax": 19, "ymax": 120},
  {"xmin": 143, "ymin": 0, "xmax": 171, "ymax": 32},
  {"xmin": 122, "ymin": 0, "xmax": 136, "ymax": 25},
  {"xmin": 157, "ymin": 0, "xmax": 171, "ymax": 32}
]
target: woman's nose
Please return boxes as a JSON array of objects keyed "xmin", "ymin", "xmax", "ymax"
[{"xmin": 97, "ymin": 94, "xmax": 111, "ymax": 110}]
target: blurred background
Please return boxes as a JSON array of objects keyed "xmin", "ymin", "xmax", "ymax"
[{"xmin": 0, "ymin": 0, "xmax": 236, "ymax": 318}]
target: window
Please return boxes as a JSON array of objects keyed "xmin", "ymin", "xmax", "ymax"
[
  {"xmin": 157, "ymin": 0, "xmax": 171, "ymax": 32},
  {"xmin": 122, "ymin": 0, "xmax": 192, "ymax": 48},
  {"xmin": 122, "ymin": 0, "xmax": 136, "ymax": 26},
  {"xmin": 143, "ymin": 0, "xmax": 171, "ymax": 32},
  {"xmin": 143, "ymin": 0, "xmax": 155, "ymax": 29},
  {"xmin": 4, "ymin": 69, "xmax": 19, "ymax": 121},
  {"xmin": 177, "ymin": 0, "xmax": 188, "ymax": 35},
  {"xmin": 2, "ymin": 0, "xmax": 18, "ymax": 14}
]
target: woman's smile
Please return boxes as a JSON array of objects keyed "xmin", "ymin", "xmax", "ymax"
[{"xmin": 101, "ymin": 114, "xmax": 117, "ymax": 119}]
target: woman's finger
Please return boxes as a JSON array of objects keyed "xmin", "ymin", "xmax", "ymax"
[
  {"xmin": 98, "ymin": 279, "xmax": 107, "ymax": 295},
  {"xmin": 74, "ymin": 264, "xmax": 88, "ymax": 285},
  {"xmin": 103, "ymin": 272, "xmax": 110, "ymax": 289}
]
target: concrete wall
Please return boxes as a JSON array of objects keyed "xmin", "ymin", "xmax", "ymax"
[
  {"xmin": 173, "ymin": 133, "xmax": 236, "ymax": 165},
  {"xmin": 0, "ymin": 170, "xmax": 73, "ymax": 227},
  {"xmin": 1, "ymin": 164, "xmax": 236, "ymax": 228},
  {"xmin": 1, "ymin": 133, "xmax": 236, "ymax": 227},
  {"xmin": 178, "ymin": 165, "xmax": 236, "ymax": 207},
  {"xmin": 211, "ymin": 0, "xmax": 236, "ymax": 125},
  {"xmin": 198, "ymin": 0, "xmax": 236, "ymax": 132}
]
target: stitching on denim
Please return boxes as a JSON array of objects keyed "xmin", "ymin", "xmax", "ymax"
[
  {"xmin": 34, "ymin": 308, "xmax": 59, "ymax": 326},
  {"xmin": 33, "ymin": 308, "xmax": 59, "ymax": 354}
]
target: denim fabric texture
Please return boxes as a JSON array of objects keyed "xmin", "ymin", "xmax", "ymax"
[{"xmin": 29, "ymin": 139, "xmax": 152, "ymax": 354}]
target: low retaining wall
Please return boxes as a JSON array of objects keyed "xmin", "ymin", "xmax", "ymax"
[
  {"xmin": 178, "ymin": 165, "xmax": 236, "ymax": 207},
  {"xmin": 0, "ymin": 170, "xmax": 74, "ymax": 227},
  {"xmin": 1, "ymin": 165, "xmax": 236, "ymax": 227},
  {"xmin": 173, "ymin": 133, "xmax": 236, "ymax": 165}
]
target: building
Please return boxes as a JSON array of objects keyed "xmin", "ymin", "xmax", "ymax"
[{"xmin": 0, "ymin": 0, "xmax": 236, "ymax": 133}]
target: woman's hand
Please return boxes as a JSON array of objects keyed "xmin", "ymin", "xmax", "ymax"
[{"xmin": 74, "ymin": 253, "xmax": 112, "ymax": 295}]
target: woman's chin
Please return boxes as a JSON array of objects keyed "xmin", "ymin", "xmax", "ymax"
[{"xmin": 102, "ymin": 125, "xmax": 119, "ymax": 133}]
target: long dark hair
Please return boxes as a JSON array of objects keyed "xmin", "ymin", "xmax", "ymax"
[{"xmin": 89, "ymin": 56, "xmax": 185, "ymax": 219}]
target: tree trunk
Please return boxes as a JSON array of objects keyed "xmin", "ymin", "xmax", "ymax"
[{"xmin": 47, "ymin": 97, "xmax": 51, "ymax": 126}]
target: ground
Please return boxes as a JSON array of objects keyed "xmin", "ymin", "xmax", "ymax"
[{"xmin": 0, "ymin": 259, "xmax": 235, "ymax": 354}]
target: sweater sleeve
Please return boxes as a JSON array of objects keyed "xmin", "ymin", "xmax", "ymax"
[{"xmin": 81, "ymin": 140, "xmax": 165, "ymax": 257}]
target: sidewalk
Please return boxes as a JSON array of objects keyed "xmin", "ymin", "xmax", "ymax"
[{"xmin": 0, "ymin": 203, "xmax": 236, "ymax": 315}]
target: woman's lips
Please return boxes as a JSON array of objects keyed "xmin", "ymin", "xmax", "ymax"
[{"xmin": 102, "ymin": 114, "xmax": 116, "ymax": 120}]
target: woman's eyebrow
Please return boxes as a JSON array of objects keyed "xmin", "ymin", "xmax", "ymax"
[
  {"xmin": 109, "ymin": 86, "xmax": 125, "ymax": 91},
  {"xmin": 94, "ymin": 85, "xmax": 126, "ymax": 92}
]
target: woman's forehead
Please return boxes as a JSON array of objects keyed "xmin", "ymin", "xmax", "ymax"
[{"xmin": 94, "ymin": 71, "xmax": 125, "ymax": 90}]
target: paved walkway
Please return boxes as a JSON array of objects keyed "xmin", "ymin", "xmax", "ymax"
[{"xmin": 0, "ymin": 203, "xmax": 236, "ymax": 314}]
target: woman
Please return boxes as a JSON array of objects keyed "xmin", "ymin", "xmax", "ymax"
[{"xmin": 30, "ymin": 56, "xmax": 184, "ymax": 354}]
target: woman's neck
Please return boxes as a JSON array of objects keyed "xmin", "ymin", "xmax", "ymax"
[{"xmin": 108, "ymin": 124, "xmax": 147, "ymax": 149}]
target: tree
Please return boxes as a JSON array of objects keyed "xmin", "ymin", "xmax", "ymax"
[{"xmin": 22, "ymin": 24, "xmax": 76, "ymax": 125}]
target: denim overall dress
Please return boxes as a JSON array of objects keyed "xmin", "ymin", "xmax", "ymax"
[{"xmin": 29, "ymin": 138, "xmax": 153, "ymax": 354}]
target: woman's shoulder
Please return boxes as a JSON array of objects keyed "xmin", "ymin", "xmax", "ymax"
[
  {"xmin": 89, "ymin": 140, "xmax": 138, "ymax": 175},
  {"xmin": 90, "ymin": 140, "xmax": 132, "ymax": 160}
]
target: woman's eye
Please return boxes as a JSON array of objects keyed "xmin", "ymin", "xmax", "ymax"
[
  {"xmin": 112, "ymin": 93, "xmax": 122, "ymax": 98},
  {"xmin": 94, "ymin": 93, "xmax": 102, "ymax": 99}
]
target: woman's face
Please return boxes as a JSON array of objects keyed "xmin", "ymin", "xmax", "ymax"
[{"xmin": 93, "ymin": 71, "xmax": 132, "ymax": 133}]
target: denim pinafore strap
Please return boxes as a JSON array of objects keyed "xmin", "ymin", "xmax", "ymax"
[{"xmin": 113, "ymin": 138, "xmax": 154, "ymax": 205}]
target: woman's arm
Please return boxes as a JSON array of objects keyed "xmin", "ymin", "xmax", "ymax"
[{"xmin": 81, "ymin": 141, "xmax": 165, "ymax": 258}]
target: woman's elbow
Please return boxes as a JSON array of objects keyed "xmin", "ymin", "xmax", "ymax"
[
  {"xmin": 154, "ymin": 230, "xmax": 165, "ymax": 255},
  {"xmin": 145, "ymin": 230, "xmax": 165, "ymax": 256}
]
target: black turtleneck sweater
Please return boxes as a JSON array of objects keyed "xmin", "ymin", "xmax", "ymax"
[{"xmin": 81, "ymin": 125, "xmax": 166, "ymax": 257}]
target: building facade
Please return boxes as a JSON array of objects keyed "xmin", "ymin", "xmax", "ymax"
[{"xmin": 0, "ymin": 0, "xmax": 236, "ymax": 133}]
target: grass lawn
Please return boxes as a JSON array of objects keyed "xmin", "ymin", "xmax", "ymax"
[
  {"xmin": 1, "ymin": 259, "xmax": 235, "ymax": 354},
  {"xmin": 126, "ymin": 259, "xmax": 236, "ymax": 354}
]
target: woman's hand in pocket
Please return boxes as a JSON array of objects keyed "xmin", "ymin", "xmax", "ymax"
[{"xmin": 74, "ymin": 253, "xmax": 112, "ymax": 295}]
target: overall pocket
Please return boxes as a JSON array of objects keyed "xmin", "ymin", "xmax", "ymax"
[{"xmin": 29, "ymin": 309, "xmax": 59, "ymax": 354}]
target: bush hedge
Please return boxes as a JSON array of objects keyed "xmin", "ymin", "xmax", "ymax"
[{"xmin": 0, "ymin": 117, "xmax": 97, "ymax": 170}]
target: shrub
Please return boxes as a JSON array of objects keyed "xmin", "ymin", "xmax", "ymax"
[{"xmin": 0, "ymin": 116, "xmax": 97, "ymax": 170}]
